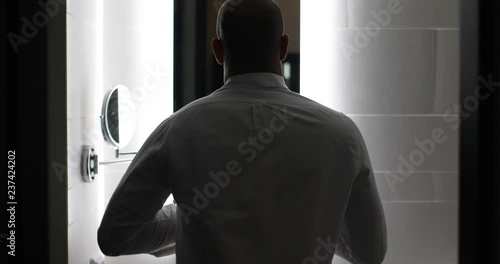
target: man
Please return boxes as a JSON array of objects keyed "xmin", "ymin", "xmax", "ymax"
[{"xmin": 98, "ymin": 0, "xmax": 387, "ymax": 263}]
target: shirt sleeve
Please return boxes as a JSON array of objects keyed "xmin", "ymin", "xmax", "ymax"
[
  {"xmin": 97, "ymin": 118, "xmax": 177, "ymax": 256},
  {"xmin": 336, "ymin": 118, "xmax": 387, "ymax": 264}
]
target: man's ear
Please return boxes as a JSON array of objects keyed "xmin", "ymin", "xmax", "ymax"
[
  {"xmin": 212, "ymin": 38, "xmax": 225, "ymax": 65},
  {"xmin": 280, "ymin": 34, "xmax": 289, "ymax": 61}
]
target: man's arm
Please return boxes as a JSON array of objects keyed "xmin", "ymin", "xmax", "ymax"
[
  {"xmin": 336, "ymin": 118, "xmax": 387, "ymax": 264},
  {"xmin": 97, "ymin": 119, "xmax": 177, "ymax": 257}
]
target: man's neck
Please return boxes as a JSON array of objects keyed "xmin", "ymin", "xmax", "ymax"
[{"xmin": 223, "ymin": 65, "xmax": 283, "ymax": 83}]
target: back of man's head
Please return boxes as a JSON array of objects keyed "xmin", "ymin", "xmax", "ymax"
[{"xmin": 216, "ymin": 0, "xmax": 284, "ymax": 67}]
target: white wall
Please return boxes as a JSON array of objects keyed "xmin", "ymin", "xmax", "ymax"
[
  {"xmin": 67, "ymin": 0, "xmax": 174, "ymax": 263},
  {"xmin": 301, "ymin": 1, "xmax": 459, "ymax": 263},
  {"xmin": 67, "ymin": 0, "xmax": 105, "ymax": 262}
]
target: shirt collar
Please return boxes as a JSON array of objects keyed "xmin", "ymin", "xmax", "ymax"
[{"xmin": 222, "ymin": 72, "xmax": 289, "ymax": 90}]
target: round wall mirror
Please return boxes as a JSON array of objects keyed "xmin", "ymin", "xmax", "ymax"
[{"xmin": 100, "ymin": 85, "xmax": 136, "ymax": 149}]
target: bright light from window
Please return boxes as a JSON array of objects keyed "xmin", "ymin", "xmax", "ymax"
[
  {"xmin": 300, "ymin": 0, "xmax": 344, "ymax": 110},
  {"xmin": 133, "ymin": 0, "xmax": 175, "ymax": 147},
  {"xmin": 139, "ymin": 0, "xmax": 175, "ymax": 205}
]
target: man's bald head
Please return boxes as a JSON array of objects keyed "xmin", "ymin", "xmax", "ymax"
[{"xmin": 215, "ymin": 0, "xmax": 285, "ymax": 67}]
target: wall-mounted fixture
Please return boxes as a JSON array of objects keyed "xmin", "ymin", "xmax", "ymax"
[
  {"xmin": 81, "ymin": 144, "xmax": 136, "ymax": 183},
  {"xmin": 100, "ymin": 84, "xmax": 136, "ymax": 150},
  {"xmin": 82, "ymin": 146, "xmax": 98, "ymax": 182},
  {"xmin": 100, "ymin": 85, "xmax": 138, "ymax": 161},
  {"xmin": 82, "ymin": 85, "xmax": 141, "ymax": 183}
]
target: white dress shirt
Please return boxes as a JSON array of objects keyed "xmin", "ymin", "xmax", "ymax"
[{"xmin": 98, "ymin": 72, "xmax": 387, "ymax": 264}]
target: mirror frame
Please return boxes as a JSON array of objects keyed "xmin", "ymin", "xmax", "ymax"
[{"xmin": 100, "ymin": 85, "xmax": 125, "ymax": 149}]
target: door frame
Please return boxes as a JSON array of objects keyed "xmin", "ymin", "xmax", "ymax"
[{"xmin": 459, "ymin": 0, "xmax": 500, "ymax": 263}]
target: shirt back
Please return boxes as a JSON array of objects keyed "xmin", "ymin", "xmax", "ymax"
[{"xmin": 164, "ymin": 73, "xmax": 385, "ymax": 264}]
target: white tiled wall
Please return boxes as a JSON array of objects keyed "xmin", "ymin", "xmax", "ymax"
[
  {"xmin": 350, "ymin": 116, "xmax": 458, "ymax": 171},
  {"xmin": 348, "ymin": 0, "xmax": 459, "ymax": 29},
  {"xmin": 301, "ymin": 1, "xmax": 459, "ymax": 263},
  {"xmin": 67, "ymin": 0, "xmax": 106, "ymax": 262},
  {"xmin": 67, "ymin": 0, "xmax": 174, "ymax": 263}
]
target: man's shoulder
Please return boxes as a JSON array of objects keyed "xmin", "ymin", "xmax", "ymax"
[
  {"xmin": 284, "ymin": 92, "xmax": 360, "ymax": 136},
  {"xmin": 167, "ymin": 88, "xmax": 354, "ymax": 126},
  {"xmin": 171, "ymin": 94, "xmax": 236, "ymax": 117},
  {"xmin": 284, "ymin": 91, "xmax": 351, "ymax": 121}
]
